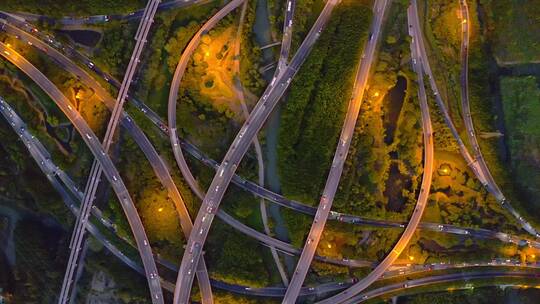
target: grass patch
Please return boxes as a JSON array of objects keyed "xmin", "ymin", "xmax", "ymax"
[{"xmin": 500, "ymin": 76, "xmax": 540, "ymax": 220}]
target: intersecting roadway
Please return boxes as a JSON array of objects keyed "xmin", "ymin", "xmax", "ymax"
[
  {"xmin": 173, "ymin": 1, "xmax": 340, "ymax": 302},
  {"xmin": 0, "ymin": 42, "xmax": 164, "ymax": 303},
  {"xmin": 57, "ymin": 1, "xmax": 163, "ymax": 303},
  {"xmin": 313, "ymin": 3, "xmax": 435, "ymax": 303},
  {"xmin": 3, "ymin": 13, "xmax": 530, "ymax": 247},
  {"xmin": 2, "ymin": 4, "xmax": 538, "ymax": 270},
  {"xmin": 4, "ymin": 96, "xmax": 540, "ymax": 302},
  {"xmin": 410, "ymin": 0, "xmax": 539, "ymax": 238},
  {"xmin": 0, "ymin": 13, "xmax": 380, "ymax": 271},
  {"xmin": 282, "ymin": 0, "xmax": 390, "ymax": 302}
]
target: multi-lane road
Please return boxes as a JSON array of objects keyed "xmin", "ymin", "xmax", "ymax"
[
  {"xmin": 173, "ymin": 1, "xmax": 340, "ymax": 302},
  {"xmin": 314, "ymin": 4, "xmax": 436, "ymax": 303},
  {"xmin": 2, "ymin": 1, "xmax": 539, "ymax": 301},
  {"xmin": 5, "ymin": 95, "xmax": 540, "ymax": 302},
  {"xmin": 231, "ymin": 0, "xmax": 289, "ymax": 286},
  {"xmin": 0, "ymin": 13, "xmax": 400, "ymax": 273},
  {"xmin": 409, "ymin": 0, "xmax": 539, "ymax": 238},
  {"xmin": 58, "ymin": 1, "xmax": 162, "ymax": 302},
  {"xmin": 1, "ymin": 9, "xmax": 216, "ymax": 303},
  {"xmin": 277, "ymin": 0, "xmax": 295, "ymax": 71},
  {"xmin": 168, "ymin": 0, "xmax": 245, "ymax": 200},
  {"xmin": 457, "ymin": 0, "xmax": 537, "ymax": 238},
  {"xmin": 346, "ymin": 270, "xmax": 540, "ymax": 303},
  {"xmin": 4, "ymin": 12, "xmax": 533, "ymax": 250},
  {"xmin": 0, "ymin": 42, "xmax": 165, "ymax": 302},
  {"xmin": 282, "ymin": 0, "xmax": 389, "ymax": 302}
]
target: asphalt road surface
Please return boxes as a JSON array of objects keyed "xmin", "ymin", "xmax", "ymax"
[
  {"xmin": 282, "ymin": 0, "xmax": 390, "ymax": 302},
  {"xmin": 0, "ymin": 43, "xmax": 164, "ymax": 303},
  {"xmin": 313, "ymin": 4, "xmax": 435, "ymax": 303},
  {"xmin": 173, "ymin": 1, "xmax": 340, "ymax": 303}
]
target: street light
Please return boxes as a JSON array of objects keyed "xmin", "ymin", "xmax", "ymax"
[{"xmin": 158, "ymin": 207, "xmax": 163, "ymax": 212}]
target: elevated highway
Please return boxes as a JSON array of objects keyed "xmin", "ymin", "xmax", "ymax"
[
  {"xmin": 58, "ymin": 1, "xmax": 162, "ymax": 302},
  {"xmin": 410, "ymin": 0, "xmax": 539, "ymax": 237},
  {"xmin": 173, "ymin": 1, "xmax": 340, "ymax": 302},
  {"xmin": 0, "ymin": 42, "xmax": 164, "ymax": 302},
  {"xmin": 314, "ymin": 4, "xmax": 435, "ymax": 303},
  {"xmin": 282, "ymin": 0, "xmax": 390, "ymax": 301},
  {"xmin": 4, "ymin": 96, "xmax": 540, "ymax": 302}
]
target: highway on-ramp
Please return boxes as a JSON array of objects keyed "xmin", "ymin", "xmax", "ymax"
[
  {"xmin": 314, "ymin": 4, "xmax": 436, "ymax": 303},
  {"xmin": 410, "ymin": 0, "xmax": 539, "ymax": 238},
  {"xmin": 168, "ymin": 0, "xmax": 245, "ymax": 200},
  {"xmin": 281, "ymin": 0, "xmax": 389, "ymax": 302},
  {"xmin": 10, "ymin": 107, "xmax": 538, "ymax": 301},
  {"xmin": 0, "ymin": 14, "xmax": 501, "ymax": 242},
  {"xmin": 0, "ymin": 13, "xmax": 381, "ymax": 272},
  {"xmin": 0, "ymin": 102, "xmax": 536, "ymax": 301},
  {"xmin": 277, "ymin": 0, "xmax": 295, "ymax": 71},
  {"xmin": 0, "ymin": 42, "xmax": 164, "ymax": 302},
  {"xmin": 3, "ymin": 12, "xmax": 537, "ymax": 257},
  {"xmin": 173, "ymin": 1, "xmax": 340, "ymax": 302},
  {"xmin": 58, "ymin": 1, "xmax": 162, "ymax": 302},
  {"xmin": 0, "ymin": 11, "xmax": 217, "ymax": 303}
]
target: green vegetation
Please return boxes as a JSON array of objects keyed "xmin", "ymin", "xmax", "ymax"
[
  {"xmin": 420, "ymin": 0, "xmax": 526, "ymax": 233},
  {"xmin": 278, "ymin": 1, "xmax": 372, "ymax": 204},
  {"xmin": 289, "ymin": 0, "xmax": 325, "ymax": 55},
  {"xmin": 92, "ymin": 21, "xmax": 137, "ymax": 79},
  {"xmin": 0, "ymin": 0, "xmax": 145, "ymax": 17},
  {"xmin": 238, "ymin": 1, "xmax": 265, "ymax": 95},
  {"xmin": 0, "ymin": 62, "xmax": 76, "ymax": 223},
  {"xmin": 500, "ymin": 76, "xmax": 540, "ymax": 221},
  {"xmin": 481, "ymin": 0, "xmax": 540, "ymax": 64},
  {"xmin": 366, "ymin": 273, "xmax": 540, "ymax": 304},
  {"xmin": 10, "ymin": 219, "xmax": 66, "ymax": 303},
  {"xmin": 136, "ymin": 1, "xmax": 222, "ymax": 115}
]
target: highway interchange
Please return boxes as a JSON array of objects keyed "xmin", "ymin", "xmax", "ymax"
[
  {"xmin": 0, "ymin": 42, "xmax": 165, "ymax": 302},
  {"xmin": 58, "ymin": 1, "xmax": 162, "ymax": 303},
  {"xmin": 0, "ymin": 0, "xmax": 539, "ymax": 303},
  {"xmin": 3, "ymin": 95, "xmax": 540, "ymax": 301},
  {"xmin": 283, "ymin": 0, "xmax": 391, "ymax": 302},
  {"xmin": 3, "ymin": 9, "xmax": 535, "ymax": 249}
]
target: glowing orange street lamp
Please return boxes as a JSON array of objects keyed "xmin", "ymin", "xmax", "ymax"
[
  {"xmin": 373, "ymin": 91, "xmax": 380, "ymax": 97},
  {"xmin": 75, "ymin": 92, "xmax": 82, "ymax": 100},
  {"xmin": 409, "ymin": 255, "xmax": 414, "ymax": 261},
  {"xmin": 158, "ymin": 207, "xmax": 163, "ymax": 212},
  {"xmin": 205, "ymin": 51, "xmax": 210, "ymax": 57}
]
